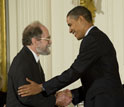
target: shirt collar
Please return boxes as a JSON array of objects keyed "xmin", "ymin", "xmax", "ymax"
[
  {"xmin": 84, "ymin": 26, "xmax": 95, "ymax": 37},
  {"xmin": 27, "ymin": 47, "xmax": 40, "ymax": 63}
]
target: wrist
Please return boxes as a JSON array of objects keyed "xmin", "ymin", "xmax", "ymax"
[
  {"xmin": 39, "ymin": 84, "xmax": 45, "ymax": 92},
  {"xmin": 38, "ymin": 84, "xmax": 43, "ymax": 92}
]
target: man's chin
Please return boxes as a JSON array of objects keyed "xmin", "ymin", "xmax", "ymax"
[
  {"xmin": 77, "ymin": 37, "xmax": 81, "ymax": 40},
  {"xmin": 76, "ymin": 37, "xmax": 83, "ymax": 40}
]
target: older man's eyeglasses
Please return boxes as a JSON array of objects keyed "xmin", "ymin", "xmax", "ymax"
[
  {"xmin": 40, "ymin": 38, "xmax": 51, "ymax": 41},
  {"xmin": 37, "ymin": 37, "xmax": 51, "ymax": 42}
]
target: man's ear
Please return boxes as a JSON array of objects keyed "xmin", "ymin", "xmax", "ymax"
[
  {"xmin": 78, "ymin": 16, "xmax": 85, "ymax": 22},
  {"xmin": 31, "ymin": 38, "xmax": 36, "ymax": 45}
]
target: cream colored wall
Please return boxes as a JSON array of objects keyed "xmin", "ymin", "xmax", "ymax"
[{"xmin": 8, "ymin": 0, "xmax": 124, "ymax": 100}]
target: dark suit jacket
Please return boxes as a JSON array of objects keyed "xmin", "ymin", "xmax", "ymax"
[
  {"xmin": 43, "ymin": 27, "xmax": 124, "ymax": 107},
  {"xmin": 6, "ymin": 47, "xmax": 56, "ymax": 107}
]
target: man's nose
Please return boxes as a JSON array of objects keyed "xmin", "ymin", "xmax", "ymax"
[{"xmin": 69, "ymin": 29, "xmax": 72, "ymax": 33}]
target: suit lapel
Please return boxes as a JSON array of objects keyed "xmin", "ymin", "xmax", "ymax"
[{"xmin": 22, "ymin": 46, "xmax": 45, "ymax": 83}]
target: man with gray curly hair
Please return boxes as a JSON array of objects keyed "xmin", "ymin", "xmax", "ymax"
[{"xmin": 6, "ymin": 21, "xmax": 57, "ymax": 107}]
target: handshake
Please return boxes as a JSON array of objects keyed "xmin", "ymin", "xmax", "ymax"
[
  {"xmin": 55, "ymin": 89, "xmax": 73, "ymax": 107},
  {"xmin": 18, "ymin": 78, "xmax": 73, "ymax": 107}
]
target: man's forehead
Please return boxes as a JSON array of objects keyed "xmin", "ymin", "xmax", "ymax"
[{"xmin": 42, "ymin": 33, "xmax": 51, "ymax": 38}]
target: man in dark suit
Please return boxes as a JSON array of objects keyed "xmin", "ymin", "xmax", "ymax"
[
  {"xmin": 6, "ymin": 21, "xmax": 57, "ymax": 107},
  {"xmin": 18, "ymin": 6, "xmax": 124, "ymax": 107}
]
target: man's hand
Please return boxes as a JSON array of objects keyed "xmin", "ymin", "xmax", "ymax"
[
  {"xmin": 56, "ymin": 89, "xmax": 72, "ymax": 107},
  {"xmin": 18, "ymin": 78, "xmax": 42, "ymax": 97}
]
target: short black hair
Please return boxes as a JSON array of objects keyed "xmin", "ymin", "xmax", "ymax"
[{"xmin": 67, "ymin": 6, "xmax": 92, "ymax": 23}]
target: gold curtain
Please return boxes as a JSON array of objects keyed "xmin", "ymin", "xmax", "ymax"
[
  {"xmin": 0, "ymin": 0, "xmax": 7, "ymax": 92},
  {"xmin": 80, "ymin": 0, "xmax": 96, "ymax": 22}
]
